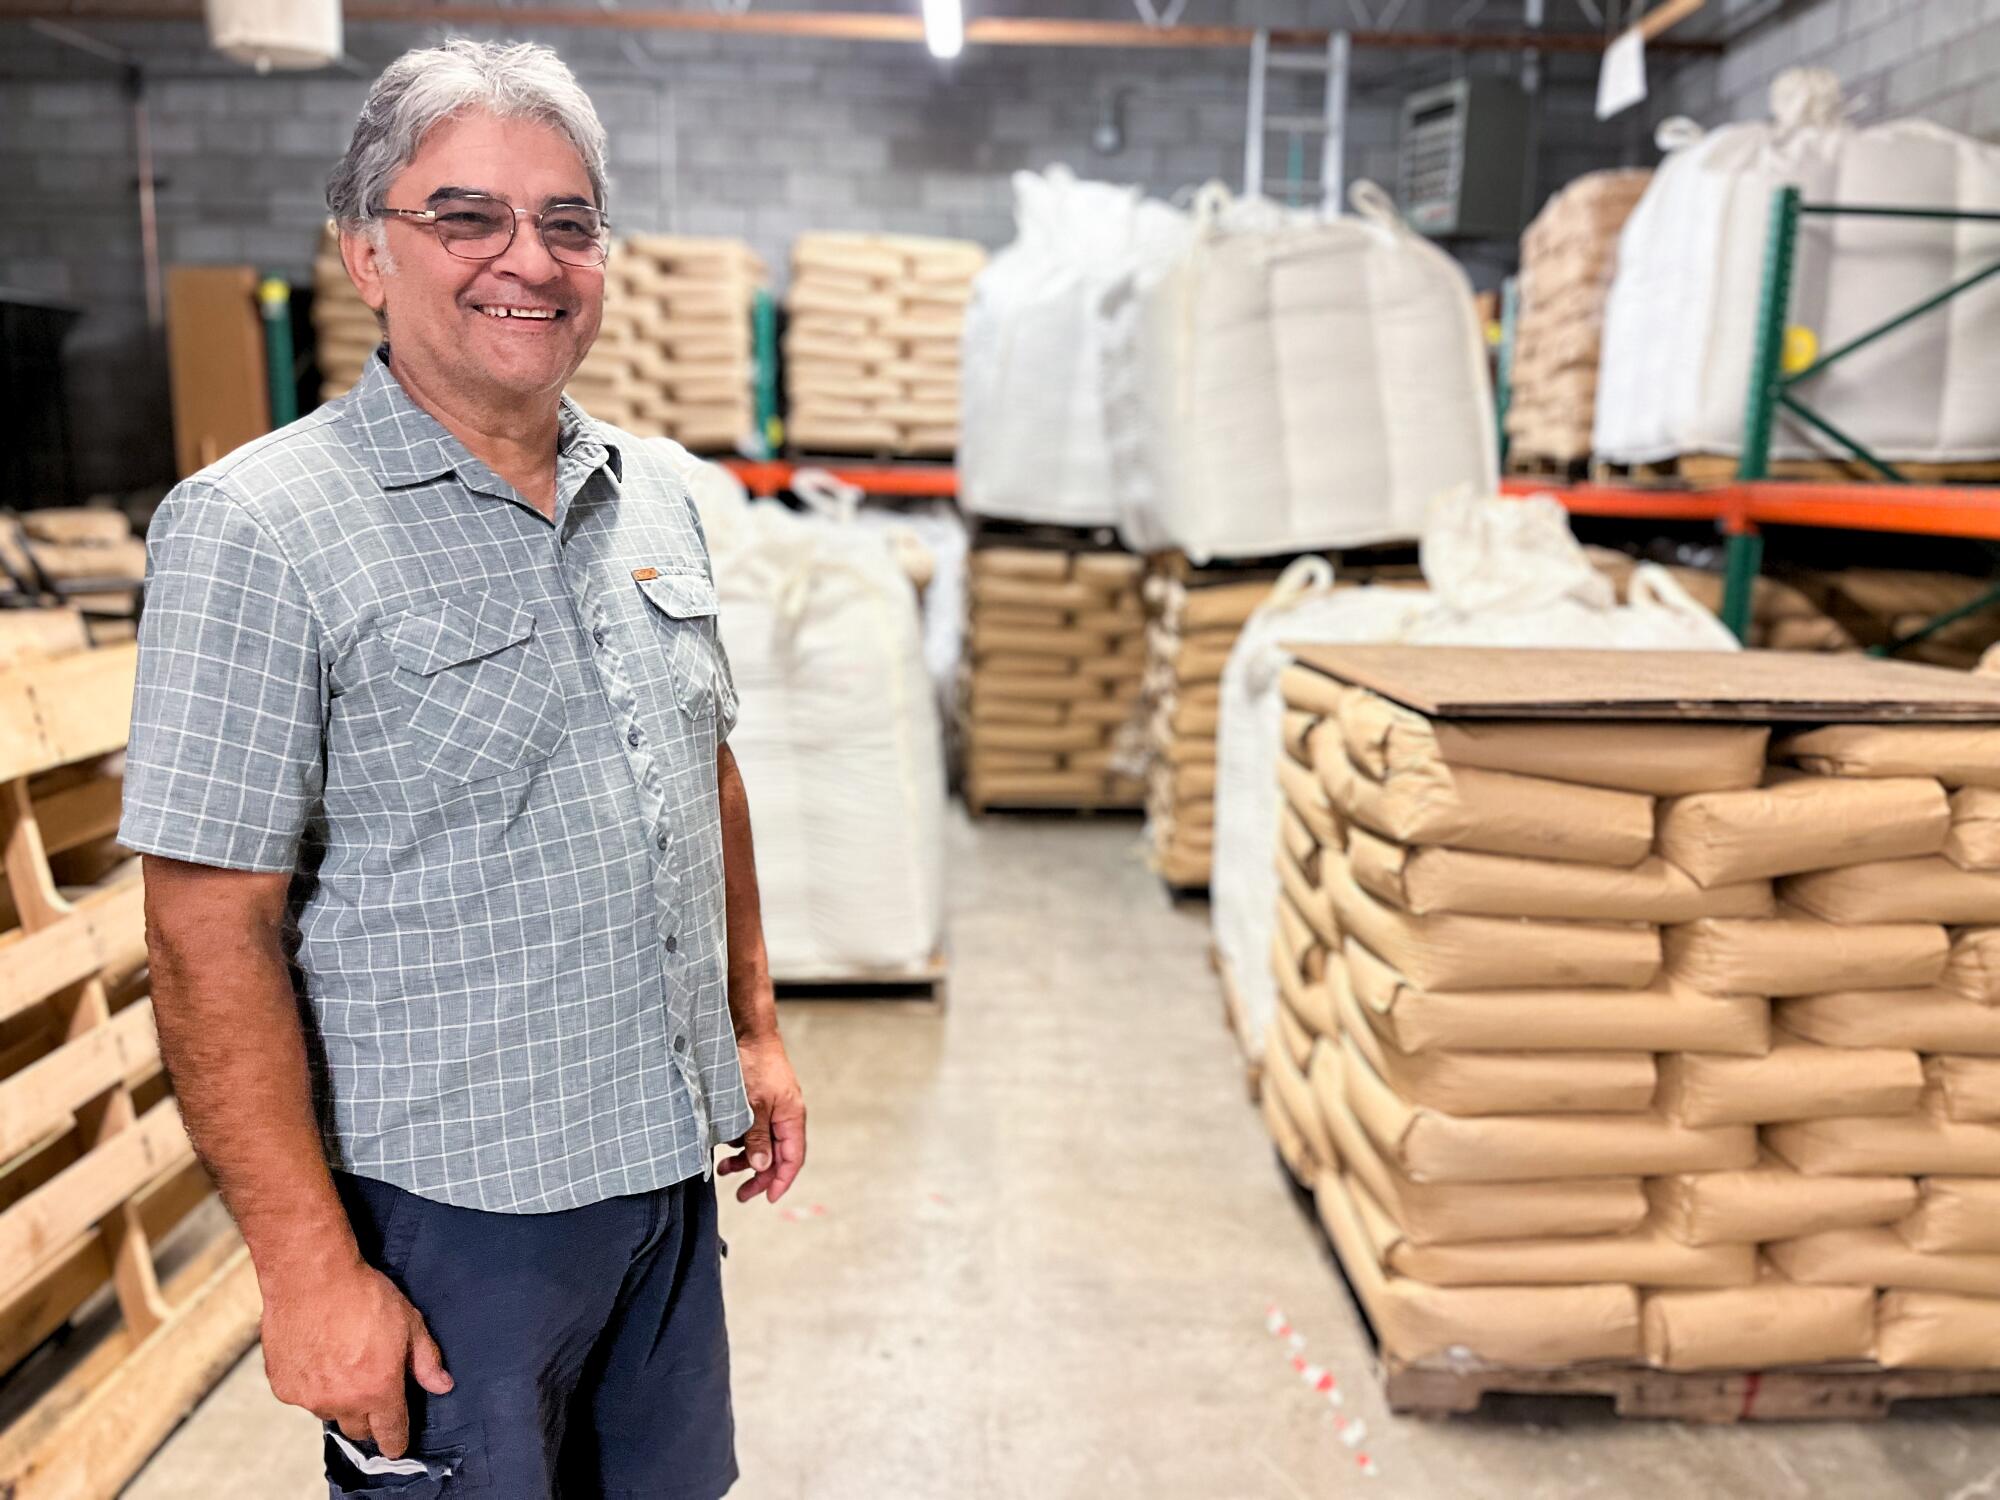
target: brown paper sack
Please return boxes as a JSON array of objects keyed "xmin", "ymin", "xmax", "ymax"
[
  {"xmin": 1647, "ymin": 1154, "xmax": 1916, "ymax": 1245},
  {"xmin": 1316, "ymin": 731, "xmax": 1655, "ymax": 867},
  {"xmin": 1877, "ymin": 1290, "xmax": 2000, "ymax": 1368},
  {"xmin": 1642, "ymin": 1276, "xmax": 1875, "ymax": 1371},
  {"xmin": 1313, "ymin": 1175, "xmax": 1642, "ymax": 1367},
  {"xmin": 1311, "ymin": 1049, "xmax": 1647, "ymax": 1244},
  {"xmin": 1656, "ymin": 1035, "xmax": 1924, "ymax": 1127},
  {"xmin": 1339, "ymin": 1033, "xmax": 1755, "ymax": 1183},
  {"xmin": 968, "ymin": 547, "xmax": 1069, "ymax": 582},
  {"xmin": 1944, "ymin": 927, "xmax": 2000, "ymax": 1004},
  {"xmin": 1350, "ymin": 1172, "xmax": 1753, "ymax": 1289},
  {"xmin": 1282, "ymin": 709, "xmax": 1318, "ymax": 766},
  {"xmin": 1765, "ymin": 1110, "xmax": 2000, "ymax": 1177},
  {"xmin": 1655, "ymin": 774, "xmax": 1949, "ymax": 887},
  {"xmin": 1280, "ymin": 806, "xmax": 1322, "ymax": 885},
  {"xmin": 1342, "ymin": 939, "xmax": 1766, "ymax": 1055},
  {"xmin": 1265, "ymin": 1032, "xmax": 1335, "ymax": 1174},
  {"xmin": 1896, "ymin": 1178, "xmax": 2000, "ymax": 1253},
  {"xmin": 1947, "ymin": 787, "xmax": 2000, "ymax": 871},
  {"xmin": 1278, "ymin": 850, "xmax": 1337, "ymax": 951},
  {"xmin": 1274, "ymin": 893, "xmax": 1325, "ymax": 981},
  {"xmin": 1332, "ymin": 967, "xmax": 1656, "ymax": 1115},
  {"xmin": 969, "ymin": 575, "xmax": 1099, "ymax": 612},
  {"xmin": 1663, "ymin": 912, "xmax": 1946, "ymax": 996},
  {"xmin": 1272, "ymin": 932, "xmax": 1335, "ymax": 1038},
  {"xmin": 1335, "ymin": 686, "xmax": 1768, "ymax": 795},
  {"xmin": 1784, "ymin": 856, "xmax": 2000, "ymax": 926},
  {"xmin": 1927, "ymin": 1055, "xmax": 2000, "ymax": 1122},
  {"xmin": 1327, "ymin": 856, "xmax": 1661, "ymax": 993},
  {"xmin": 1777, "ymin": 987, "xmax": 2000, "ymax": 1055},
  {"xmin": 1780, "ymin": 723, "xmax": 2000, "ymax": 788},
  {"xmin": 1347, "ymin": 826, "xmax": 1772, "ymax": 922},
  {"xmin": 1279, "ymin": 663, "xmax": 1345, "ymax": 718},
  {"xmin": 1767, "ymin": 1225, "xmax": 2000, "ymax": 1297},
  {"xmin": 1260, "ymin": 1058, "xmax": 1314, "ymax": 1185},
  {"xmin": 1275, "ymin": 997, "xmax": 1312, "ymax": 1072},
  {"xmin": 1279, "ymin": 752, "xmax": 1340, "ymax": 846}
]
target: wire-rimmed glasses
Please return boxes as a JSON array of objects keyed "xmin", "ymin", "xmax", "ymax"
[{"xmin": 376, "ymin": 192, "xmax": 611, "ymax": 268}]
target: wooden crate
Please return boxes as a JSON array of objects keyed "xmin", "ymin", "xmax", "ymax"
[{"xmin": 0, "ymin": 643, "xmax": 260, "ymax": 1499}]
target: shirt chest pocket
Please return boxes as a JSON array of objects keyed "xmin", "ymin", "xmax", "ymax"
[
  {"xmin": 635, "ymin": 572, "xmax": 723, "ymax": 720},
  {"xmin": 386, "ymin": 597, "xmax": 568, "ymax": 784}
]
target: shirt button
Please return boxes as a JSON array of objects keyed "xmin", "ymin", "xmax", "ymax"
[
  {"xmin": 655, "ymin": 832, "xmax": 669, "ymax": 851},
  {"xmin": 674, "ymin": 1032, "xmax": 689, "ymax": 1053},
  {"xmin": 664, "ymin": 933, "xmax": 679, "ymax": 953},
  {"xmin": 627, "ymin": 726, "xmax": 642, "ymax": 747},
  {"xmin": 593, "ymin": 626, "xmax": 607, "ymax": 646}
]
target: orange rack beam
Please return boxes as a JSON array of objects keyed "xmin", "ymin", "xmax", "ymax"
[
  {"xmin": 1504, "ymin": 475, "xmax": 2000, "ymax": 541},
  {"xmin": 722, "ymin": 459, "xmax": 959, "ymax": 499}
]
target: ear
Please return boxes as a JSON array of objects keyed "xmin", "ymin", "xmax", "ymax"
[{"xmin": 338, "ymin": 224, "xmax": 391, "ymax": 319}]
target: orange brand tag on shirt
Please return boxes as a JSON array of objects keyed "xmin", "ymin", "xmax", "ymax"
[{"xmin": 632, "ymin": 567, "xmax": 659, "ymax": 581}]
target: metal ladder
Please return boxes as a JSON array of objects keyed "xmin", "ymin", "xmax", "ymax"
[{"xmin": 1243, "ymin": 29, "xmax": 1349, "ymax": 212}]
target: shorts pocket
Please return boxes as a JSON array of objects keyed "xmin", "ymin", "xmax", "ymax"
[
  {"xmin": 635, "ymin": 572, "xmax": 724, "ymax": 721},
  {"xmin": 387, "ymin": 598, "xmax": 567, "ymax": 784},
  {"xmin": 324, "ymin": 1424, "xmax": 474, "ymax": 1497}
]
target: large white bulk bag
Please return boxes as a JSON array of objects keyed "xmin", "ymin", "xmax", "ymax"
[
  {"xmin": 959, "ymin": 168, "xmax": 1192, "ymax": 527},
  {"xmin": 1210, "ymin": 492, "xmax": 1736, "ymax": 1063},
  {"xmin": 1595, "ymin": 68, "xmax": 2000, "ymax": 466},
  {"xmin": 1102, "ymin": 181, "xmax": 1497, "ymax": 562},
  {"xmin": 673, "ymin": 449, "xmax": 946, "ymax": 979}
]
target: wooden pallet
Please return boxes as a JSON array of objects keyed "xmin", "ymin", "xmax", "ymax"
[
  {"xmin": 1593, "ymin": 452, "xmax": 2000, "ymax": 486},
  {"xmin": 0, "ymin": 643, "xmax": 262, "ymax": 1498},
  {"xmin": 773, "ymin": 950, "xmax": 948, "ymax": 1009},
  {"xmin": 1148, "ymin": 544, "xmax": 1418, "ymax": 585},
  {"xmin": 962, "ymin": 795, "xmax": 1145, "ymax": 819},
  {"xmin": 967, "ymin": 515, "xmax": 1125, "ymax": 553},
  {"xmin": 1504, "ymin": 450, "xmax": 1593, "ymax": 482}
]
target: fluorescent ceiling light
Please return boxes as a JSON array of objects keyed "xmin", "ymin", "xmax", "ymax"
[{"xmin": 923, "ymin": 0, "xmax": 963, "ymax": 59}]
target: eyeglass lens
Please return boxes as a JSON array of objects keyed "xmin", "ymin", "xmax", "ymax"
[{"xmin": 433, "ymin": 196, "xmax": 608, "ymax": 266}]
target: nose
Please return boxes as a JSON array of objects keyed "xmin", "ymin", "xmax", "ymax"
[{"xmin": 488, "ymin": 208, "xmax": 565, "ymax": 284}]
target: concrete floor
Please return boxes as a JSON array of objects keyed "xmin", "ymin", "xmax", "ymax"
[{"xmin": 128, "ymin": 813, "xmax": 2000, "ymax": 1499}]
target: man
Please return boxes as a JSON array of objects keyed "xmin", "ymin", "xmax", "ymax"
[{"xmin": 119, "ymin": 38, "xmax": 803, "ymax": 1500}]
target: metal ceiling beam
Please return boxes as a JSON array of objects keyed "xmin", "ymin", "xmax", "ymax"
[{"xmin": 0, "ymin": 5, "xmax": 1726, "ymax": 54}]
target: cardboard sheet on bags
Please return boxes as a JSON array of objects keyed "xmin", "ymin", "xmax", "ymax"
[
  {"xmin": 1278, "ymin": 753, "xmax": 1340, "ymax": 846},
  {"xmin": 1338, "ymin": 1032, "xmax": 1756, "ymax": 1183},
  {"xmin": 1327, "ymin": 855, "xmax": 1661, "ymax": 993},
  {"xmin": 1663, "ymin": 911, "xmax": 1946, "ymax": 997},
  {"xmin": 1348, "ymin": 828, "xmax": 1773, "ymax": 922},
  {"xmin": 1780, "ymin": 723, "xmax": 2000, "ymax": 787},
  {"xmin": 1310, "ymin": 1050, "xmax": 1647, "ymax": 1244},
  {"xmin": 1349, "ymin": 1171, "xmax": 1755, "ymax": 1289},
  {"xmin": 1643, "ymin": 1275, "xmax": 1876, "ymax": 1372},
  {"xmin": 1765, "ymin": 1110, "xmax": 2000, "ymax": 1177},
  {"xmin": 1655, "ymin": 775, "xmax": 1950, "ymax": 888},
  {"xmin": 1896, "ymin": 1178, "xmax": 2000, "ymax": 1253},
  {"xmin": 1277, "ymin": 850, "xmax": 1338, "ymax": 951},
  {"xmin": 1767, "ymin": 1224, "xmax": 2000, "ymax": 1297},
  {"xmin": 1266, "ymin": 1032, "xmax": 1335, "ymax": 1173},
  {"xmin": 1315, "ymin": 730, "xmax": 1655, "ymax": 867},
  {"xmin": 1944, "ymin": 928, "xmax": 2000, "ymax": 1004},
  {"xmin": 1777, "ymin": 987, "xmax": 2000, "ymax": 1054},
  {"xmin": 1877, "ymin": 1290, "xmax": 2000, "ymax": 1368},
  {"xmin": 1272, "ymin": 933, "xmax": 1336, "ymax": 1038},
  {"xmin": 1656, "ymin": 1036, "xmax": 1923, "ymax": 1127},
  {"xmin": 1260, "ymin": 1065, "xmax": 1315, "ymax": 1186},
  {"xmin": 1336, "ymin": 685, "xmax": 1769, "ymax": 795},
  {"xmin": 1784, "ymin": 856, "xmax": 2000, "ymax": 926},
  {"xmin": 1928, "ymin": 1054, "xmax": 2000, "ymax": 1121},
  {"xmin": 1313, "ymin": 1173, "xmax": 1643, "ymax": 1367},
  {"xmin": 1647, "ymin": 1154, "xmax": 1917, "ymax": 1245},
  {"xmin": 1947, "ymin": 787, "xmax": 2000, "ymax": 871},
  {"xmin": 1331, "ymin": 965, "xmax": 1656, "ymax": 1115}
]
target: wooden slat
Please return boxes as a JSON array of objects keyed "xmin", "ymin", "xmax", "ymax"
[
  {"xmin": 0, "ymin": 1003, "xmax": 157, "ymax": 1163},
  {"xmin": 34, "ymin": 777, "xmax": 122, "ymax": 858},
  {"xmin": 0, "ymin": 646, "xmax": 139, "ymax": 785},
  {"xmin": 0, "ymin": 1099, "xmax": 189, "ymax": 1304},
  {"xmin": 0, "ymin": 919, "xmax": 99, "ymax": 1026}
]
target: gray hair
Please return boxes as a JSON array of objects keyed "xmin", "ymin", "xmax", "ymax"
[{"xmin": 326, "ymin": 38, "xmax": 610, "ymax": 232}]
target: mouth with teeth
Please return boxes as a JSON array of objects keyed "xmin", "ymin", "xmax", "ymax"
[{"xmin": 472, "ymin": 304, "xmax": 566, "ymax": 322}]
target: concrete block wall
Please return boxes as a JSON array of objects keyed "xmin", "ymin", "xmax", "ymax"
[
  {"xmin": 1653, "ymin": 0, "xmax": 2000, "ymax": 136},
  {"xmin": 0, "ymin": 12, "xmax": 1616, "ymax": 492}
]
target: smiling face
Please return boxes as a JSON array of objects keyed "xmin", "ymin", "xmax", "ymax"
[{"xmin": 341, "ymin": 108, "xmax": 604, "ymax": 415}]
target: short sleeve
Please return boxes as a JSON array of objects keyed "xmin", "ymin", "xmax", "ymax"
[
  {"xmin": 119, "ymin": 483, "xmax": 325, "ymax": 872},
  {"xmin": 711, "ymin": 627, "xmax": 740, "ymax": 742}
]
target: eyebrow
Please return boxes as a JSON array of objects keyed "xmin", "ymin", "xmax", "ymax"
[{"xmin": 423, "ymin": 186, "xmax": 598, "ymax": 210}]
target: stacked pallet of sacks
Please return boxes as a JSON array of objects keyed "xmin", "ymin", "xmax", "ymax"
[
  {"xmin": 1261, "ymin": 661, "xmax": 2000, "ymax": 1374},
  {"xmin": 311, "ymin": 226, "xmax": 377, "ymax": 401},
  {"xmin": 1142, "ymin": 573, "xmax": 1278, "ymax": 888},
  {"xmin": 569, "ymin": 234, "xmax": 763, "ymax": 450},
  {"xmin": 1504, "ymin": 169, "xmax": 1650, "ymax": 471},
  {"xmin": 784, "ymin": 233, "xmax": 986, "ymax": 457},
  {"xmin": 0, "ymin": 509, "xmax": 147, "ymax": 643},
  {"xmin": 960, "ymin": 546, "xmax": 1146, "ymax": 813}
]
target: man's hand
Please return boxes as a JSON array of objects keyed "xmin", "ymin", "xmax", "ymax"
[
  {"xmin": 720, "ymin": 1031, "xmax": 806, "ymax": 1204},
  {"xmin": 260, "ymin": 1257, "xmax": 454, "ymax": 1459}
]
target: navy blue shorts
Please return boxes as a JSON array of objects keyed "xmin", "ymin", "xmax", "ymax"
[{"xmin": 325, "ymin": 1171, "xmax": 736, "ymax": 1500}]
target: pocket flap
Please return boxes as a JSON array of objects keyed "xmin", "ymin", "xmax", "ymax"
[
  {"xmin": 637, "ymin": 571, "xmax": 721, "ymax": 620},
  {"xmin": 388, "ymin": 597, "xmax": 537, "ymax": 676}
]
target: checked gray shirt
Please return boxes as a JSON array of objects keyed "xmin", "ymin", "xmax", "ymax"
[{"xmin": 120, "ymin": 351, "xmax": 753, "ymax": 1213}]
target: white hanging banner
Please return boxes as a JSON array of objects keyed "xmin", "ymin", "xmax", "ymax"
[{"xmin": 1597, "ymin": 28, "xmax": 1649, "ymax": 121}]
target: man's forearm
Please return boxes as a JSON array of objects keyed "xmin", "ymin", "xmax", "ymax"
[
  {"xmin": 144, "ymin": 861, "xmax": 358, "ymax": 1283},
  {"xmin": 716, "ymin": 745, "xmax": 778, "ymax": 1043}
]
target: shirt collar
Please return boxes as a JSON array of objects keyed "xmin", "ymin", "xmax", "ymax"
[{"xmin": 337, "ymin": 345, "xmax": 623, "ymax": 491}]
